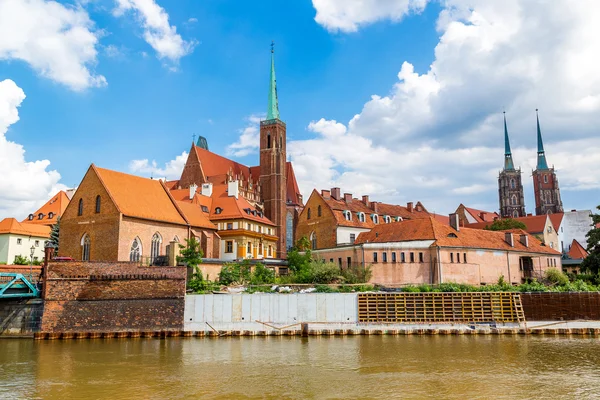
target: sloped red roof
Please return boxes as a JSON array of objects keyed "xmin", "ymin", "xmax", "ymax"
[
  {"xmin": 286, "ymin": 162, "xmax": 302, "ymax": 205},
  {"xmin": 194, "ymin": 146, "xmax": 253, "ymax": 182},
  {"xmin": 568, "ymin": 239, "xmax": 588, "ymax": 260},
  {"xmin": 175, "ymin": 201, "xmax": 216, "ymax": 230},
  {"xmin": 209, "ymin": 185, "xmax": 275, "ymax": 226},
  {"xmin": 0, "ymin": 218, "xmax": 51, "ymax": 238},
  {"xmin": 356, "ymin": 217, "xmax": 559, "ymax": 255},
  {"xmin": 463, "ymin": 206, "xmax": 499, "ymax": 223},
  {"xmin": 466, "ymin": 214, "xmax": 553, "ymax": 234},
  {"xmin": 22, "ymin": 191, "xmax": 70, "ymax": 226}
]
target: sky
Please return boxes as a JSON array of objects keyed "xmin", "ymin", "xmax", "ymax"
[{"xmin": 1, "ymin": 0, "xmax": 599, "ymax": 221}]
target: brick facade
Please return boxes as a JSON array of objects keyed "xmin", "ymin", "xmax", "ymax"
[
  {"xmin": 41, "ymin": 262, "xmax": 186, "ymax": 333},
  {"xmin": 295, "ymin": 190, "xmax": 338, "ymax": 249},
  {"xmin": 533, "ymin": 168, "xmax": 564, "ymax": 215}
]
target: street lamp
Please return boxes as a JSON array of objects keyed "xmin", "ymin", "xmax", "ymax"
[{"xmin": 30, "ymin": 245, "xmax": 35, "ymax": 282}]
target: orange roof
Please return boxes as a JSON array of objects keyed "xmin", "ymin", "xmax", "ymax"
[
  {"xmin": 22, "ymin": 190, "xmax": 70, "ymax": 226},
  {"xmin": 463, "ymin": 206, "xmax": 499, "ymax": 223},
  {"xmin": 194, "ymin": 146, "xmax": 253, "ymax": 182},
  {"xmin": 356, "ymin": 217, "xmax": 559, "ymax": 255},
  {"xmin": 0, "ymin": 218, "xmax": 51, "ymax": 237},
  {"xmin": 94, "ymin": 166, "xmax": 187, "ymax": 225},
  {"xmin": 568, "ymin": 240, "xmax": 588, "ymax": 260},
  {"xmin": 175, "ymin": 201, "xmax": 216, "ymax": 230},
  {"xmin": 286, "ymin": 162, "xmax": 302, "ymax": 205},
  {"xmin": 466, "ymin": 214, "xmax": 554, "ymax": 235},
  {"xmin": 432, "ymin": 214, "xmax": 450, "ymax": 225},
  {"xmin": 209, "ymin": 185, "xmax": 276, "ymax": 226}
]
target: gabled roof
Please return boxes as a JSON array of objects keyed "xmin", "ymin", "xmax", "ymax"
[
  {"xmin": 93, "ymin": 166, "xmax": 187, "ymax": 225},
  {"xmin": 22, "ymin": 190, "xmax": 71, "ymax": 226},
  {"xmin": 462, "ymin": 205, "xmax": 499, "ymax": 223},
  {"xmin": 466, "ymin": 214, "xmax": 556, "ymax": 235},
  {"xmin": 208, "ymin": 185, "xmax": 275, "ymax": 226},
  {"xmin": 194, "ymin": 145, "xmax": 253, "ymax": 182},
  {"xmin": 175, "ymin": 201, "xmax": 216, "ymax": 230},
  {"xmin": 356, "ymin": 217, "xmax": 559, "ymax": 255},
  {"xmin": 286, "ymin": 162, "xmax": 302, "ymax": 205},
  {"xmin": 568, "ymin": 239, "xmax": 588, "ymax": 260},
  {"xmin": 0, "ymin": 218, "xmax": 51, "ymax": 238}
]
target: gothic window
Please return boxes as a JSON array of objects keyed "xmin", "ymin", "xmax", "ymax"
[
  {"xmin": 310, "ymin": 232, "xmax": 317, "ymax": 250},
  {"xmin": 81, "ymin": 234, "xmax": 91, "ymax": 261},
  {"xmin": 513, "ymin": 210, "xmax": 519, "ymax": 218},
  {"xmin": 511, "ymin": 195, "xmax": 517, "ymax": 206},
  {"xmin": 267, "ymin": 134, "xmax": 271, "ymax": 148},
  {"xmin": 544, "ymin": 175, "xmax": 548, "ymax": 183},
  {"xmin": 78, "ymin": 198, "xmax": 83, "ymax": 216},
  {"xmin": 318, "ymin": 205, "xmax": 322, "ymax": 217},
  {"xmin": 286, "ymin": 212, "xmax": 293, "ymax": 250},
  {"xmin": 307, "ymin": 208, "xmax": 311, "ymax": 220},
  {"xmin": 151, "ymin": 233, "xmax": 162, "ymax": 262},
  {"xmin": 280, "ymin": 135, "xmax": 283, "ymax": 149},
  {"xmin": 95, "ymin": 195, "xmax": 101, "ymax": 213},
  {"xmin": 130, "ymin": 238, "xmax": 142, "ymax": 262},
  {"xmin": 510, "ymin": 179, "xmax": 516, "ymax": 189},
  {"xmin": 173, "ymin": 236, "xmax": 180, "ymax": 242}
]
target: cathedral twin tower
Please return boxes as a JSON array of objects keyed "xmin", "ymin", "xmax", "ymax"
[{"xmin": 498, "ymin": 110, "xmax": 563, "ymax": 218}]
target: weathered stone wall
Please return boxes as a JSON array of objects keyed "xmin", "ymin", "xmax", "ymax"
[
  {"xmin": 41, "ymin": 262, "xmax": 186, "ymax": 333},
  {"xmin": 0, "ymin": 299, "xmax": 44, "ymax": 336}
]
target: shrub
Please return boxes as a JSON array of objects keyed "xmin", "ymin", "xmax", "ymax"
[
  {"xmin": 314, "ymin": 284, "xmax": 337, "ymax": 293},
  {"xmin": 545, "ymin": 268, "xmax": 570, "ymax": 286},
  {"xmin": 341, "ymin": 265, "xmax": 372, "ymax": 284},
  {"xmin": 13, "ymin": 255, "xmax": 28, "ymax": 265},
  {"xmin": 517, "ymin": 279, "xmax": 548, "ymax": 292},
  {"xmin": 250, "ymin": 263, "xmax": 276, "ymax": 285},
  {"xmin": 219, "ymin": 260, "xmax": 252, "ymax": 285}
]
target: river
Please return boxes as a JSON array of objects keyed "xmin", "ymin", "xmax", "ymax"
[{"xmin": 1, "ymin": 336, "xmax": 599, "ymax": 399}]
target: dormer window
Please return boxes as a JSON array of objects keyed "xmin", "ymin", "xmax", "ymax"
[
  {"xmin": 48, "ymin": 212, "xmax": 54, "ymax": 219},
  {"xmin": 372, "ymin": 214, "xmax": 379, "ymax": 224},
  {"xmin": 396, "ymin": 216, "xmax": 403, "ymax": 222},
  {"xmin": 384, "ymin": 215, "xmax": 391, "ymax": 223},
  {"xmin": 447, "ymin": 233, "xmax": 458, "ymax": 238},
  {"xmin": 357, "ymin": 212, "xmax": 365, "ymax": 223},
  {"xmin": 38, "ymin": 213, "xmax": 44, "ymax": 220},
  {"xmin": 201, "ymin": 206, "xmax": 209, "ymax": 212},
  {"xmin": 343, "ymin": 210, "xmax": 352, "ymax": 221},
  {"xmin": 215, "ymin": 207, "xmax": 223, "ymax": 215},
  {"xmin": 28, "ymin": 214, "xmax": 34, "ymax": 221}
]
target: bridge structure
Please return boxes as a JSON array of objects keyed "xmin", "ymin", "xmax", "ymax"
[{"xmin": 0, "ymin": 273, "xmax": 41, "ymax": 299}]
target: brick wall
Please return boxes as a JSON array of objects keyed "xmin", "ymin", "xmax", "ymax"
[
  {"xmin": 295, "ymin": 191, "xmax": 338, "ymax": 249},
  {"xmin": 41, "ymin": 262, "xmax": 186, "ymax": 333},
  {"xmin": 521, "ymin": 292, "xmax": 600, "ymax": 320},
  {"xmin": 118, "ymin": 217, "xmax": 189, "ymax": 261}
]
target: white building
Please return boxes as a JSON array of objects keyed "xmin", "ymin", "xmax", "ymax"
[
  {"xmin": 0, "ymin": 218, "xmax": 50, "ymax": 265},
  {"xmin": 555, "ymin": 210, "xmax": 594, "ymax": 253}
]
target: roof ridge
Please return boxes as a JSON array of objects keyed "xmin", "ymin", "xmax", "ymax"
[
  {"xmin": 92, "ymin": 164, "xmax": 124, "ymax": 215},
  {"xmin": 160, "ymin": 179, "xmax": 191, "ymax": 226}
]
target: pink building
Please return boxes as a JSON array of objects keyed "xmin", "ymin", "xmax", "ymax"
[{"xmin": 311, "ymin": 215, "xmax": 561, "ymax": 286}]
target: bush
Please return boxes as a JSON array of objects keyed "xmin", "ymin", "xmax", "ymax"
[
  {"xmin": 187, "ymin": 267, "xmax": 220, "ymax": 293},
  {"xmin": 292, "ymin": 261, "xmax": 341, "ymax": 284},
  {"xmin": 250, "ymin": 263, "xmax": 276, "ymax": 285},
  {"xmin": 13, "ymin": 255, "xmax": 28, "ymax": 265},
  {"xmin": 341, "ymin": 265, "xmax": 372, "ymax": 284},
  {"xmin": 314, "ymin": 284, "xmax": 337, "ymax": 293},
  {"xmin": 545, "ymin": 268, "xmax": 569, "ymax": 286},
  {"xmin": 517, "ymin": 279, "xmax": 548, "ymax": 292},
  {"xmin": 219, "ymin": 260, "xmax": 252, "ymax": 285}
]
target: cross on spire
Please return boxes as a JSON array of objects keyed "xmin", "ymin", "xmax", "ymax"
[
  {"xmin": 267, "ymin": 42, "xmax": 280, "ymax": 120},
  {"xmin": 192, "ymin": 133, "xmax": 196, "ymax": 144}
]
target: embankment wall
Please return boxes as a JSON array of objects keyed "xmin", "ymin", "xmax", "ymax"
[
  {"xmin": 521, "ymin": 292, "xmax": 600, "ymax": 321},
  {"xmin": 0, "ymin": 299, "xmax": 43, "ymax": 336}
]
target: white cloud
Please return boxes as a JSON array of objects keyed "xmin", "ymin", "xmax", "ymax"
[
  {"xmin": 0, "ymin": 0, "xmax": 106, "ymax": 91},
  {"xmin": 312, "ymin": 0, "xmax": 430, "ymax": 32},
  {"xmin": 114, "ymin": 0, "xmax": 196, "ymax": 65},
  {"xmin": 129, "ymin": 151, "xmax": 188, "ymax": 180},
  {"xmin": 0, "ymin": 79, "xmax": 67, "ymax": 219},
  {"xmin": 226, "ymin": 114, "xmax": 263, "ymax": 157},
  {"xmin": 297, "ymin": 0, "xmax": 600, "ymax": 214}
]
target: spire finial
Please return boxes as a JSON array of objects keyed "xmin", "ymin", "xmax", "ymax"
[
  {"xmin": 267, "ymin": 42, "xmax": 280, "ymax": 120},
  {"xmin": 536, "ymin": 109, "xmax": 549, "ymax": 170},
  {"xmin": 192, "ymin": 133, "xmax": 196, "ymax": 144},
  {"xmin": 503, "ymin": 111, "xmax": 515, "ymax": 170}
]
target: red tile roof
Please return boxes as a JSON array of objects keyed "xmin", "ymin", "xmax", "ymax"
[
  {"xmin": 174, "ymin": 201, "xmax": 216, "ymax": 230},
  {"xmin": 286, "ymin": 162, "xmax": 302, "ymax": 205},
  {"xmin": 22, "ymin": 190, "xmax": 70, "ymax": 226},
  {"xmin": 463, "ymin": 206, "xmax": 499, "ymax": 223},
  {"xmin": 466, "ymin": 214, "xmax": 555, "ymax": 235},
  {"xmin": 356, "ymin": 217, "xmax": 559, "ymax": 255},
  {"xmin": 0, "ymin": 218, "xmax": 51, "ymax": 237},
  {"xmin": 568, "ymin": 239, "xmax": 588, "ymax": 260},
  {"xmin": 94, "ymin": 166, "xmax": 187, "ymax": 225},
  {"xmin": 208, "ymin": 185, "xmax": 276, "ymax": 226}
]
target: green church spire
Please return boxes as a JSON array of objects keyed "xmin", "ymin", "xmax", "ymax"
[
  {"xmin": 267, "ymin": 41, "xmax": 280, "ymax": 121},
  {"xmin": 536, "ymin": 109, "xmax": 549, "ymax": 170},
  {"xmin": 503, "ymin": 112, "xmax": 515, "ymax": 170}
]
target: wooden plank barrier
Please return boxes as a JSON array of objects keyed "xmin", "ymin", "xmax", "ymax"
[{"xmin": 357, "ymin": 292, "xmax": 525, "ymax": 324}]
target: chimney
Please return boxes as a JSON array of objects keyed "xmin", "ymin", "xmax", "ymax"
[
  {"xmin": 228, "ymin": 180, "xmax": 239, "ymax": 199},
  {"xmin": 344, "ymin": 193, "xmax": 352, "ymax": 203},
  {"xmin": 371, "ymin": 202, "xmax": 379, "ymax": 213},
  {"xmin": 362, "ymin": 195, "xmax": 370, "ymax": 207},
  {"xmin": 505, "ymin": 232, "xmax": 514, "ymax": 247},
  {"xmin": 201, "ymin": 183, "xmax": 213, "ymax": 197},
  {"xmin": 321, "ymin": 189, "xmax": 331, "ymax": 199},
  {"xmin": 331, "ymin": 187, "xmax": 341, "ymax": 200},
  {"xmin": 519, "ymin": 234, "xmax": 529, "ymax": 247},
  {"xmin": 479, "ymin": 212, "xmax": 486, "ymax": 220},
  {"xmin": 407, "ymin": 202, "xmax": 414, "ymax": 213},
  {"xmin": 189, "ymin": 183, "xmax": 198, "ymax": 200},
  {"xmin": 449, "ymin": 213, "xmax": 460, "ymax": 231}
]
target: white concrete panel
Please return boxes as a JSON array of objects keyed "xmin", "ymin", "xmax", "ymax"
[
  {"xmin": 277, "ymin": 295, "xmax": 289, "ymax": 323},
  {"xmin": 288, "ymin": 295, "xmax": 298, "ymax": 323},
  {"xmin": 344, "ymin": 294, "xmax": 358, "ymax": 321},
  {"xmin": 316, "ymin": 294, "xmax": 328, "ymax": 321},
  {"xmin": 203, "ymin": 295, "xmax": 214, "ymax": 322},
  {"xmin": 325, "ymin": 294, "xmax": 336, "ymax": 322},
  {"xmin": 250, "ymin": 294, "xmax": 261, "ymax": 322},
  {"xmin": 194, "ymin": 295, "xmax": 204, "ymax": 322},
  {"xmin": 212, "ymin": 295, "xmax": 225, "ymax": 322},
  {"xmin": 241, "ymin": 295, "xmax": 252, "ymax": 323},
  {"xmin": 184, "ymin": 296, "xmax": 194, "ymax": 323},
  {"xmin": 260, "ymin": 294, "xmax": 271, "ymax": 322}
]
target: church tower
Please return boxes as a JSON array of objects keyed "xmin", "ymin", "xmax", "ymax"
[
  {"xmin": 532, "ymin": 110, "xmax": 563, "ymax": 215},
  {"xmin": 260, "ymin": 43, "xmax": 287, "ymax": 258},
  {"xmin": 498, "ymin": 112, "xmax": 526, "ymax": 218}
]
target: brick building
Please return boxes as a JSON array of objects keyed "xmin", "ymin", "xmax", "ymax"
[
  {"xmin": 454, "ymin": 204, "xmax": 499, "ymax": 226},
  {"xmin": 312, "ymin": 216, "xmax": 561, "ymax": 285},
  {"xmin": 498, "ymin": 112, "xmax": 526, "ymax": 218},
  {"xmin": 59, "ymin": 165, "xmax": 219, "ymax": 263},
  {"xmin": 295, "ymin": 187, "xmax": 432, "ymax": 250},
  {"xmin": 532, "ymin": 110, "xmax": 563, "ymax": 215}
]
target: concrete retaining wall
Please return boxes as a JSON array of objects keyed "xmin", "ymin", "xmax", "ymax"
[
  {"xmin": 0, "ymin": 299, "xmax": 44, "ymax": 337},
  {"xmin": 184, "ymin": 294, "xmax": 358, "ymax": 331}
]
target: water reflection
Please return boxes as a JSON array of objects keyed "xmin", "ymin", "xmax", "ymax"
[{"xmin": 0, "ymin": 336, "xmax": 598, "ymax": 399}]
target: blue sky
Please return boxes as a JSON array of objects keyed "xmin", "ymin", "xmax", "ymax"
[{"xmin": 1, "ymin": 0, "xmax": 599, "ymax": 219}]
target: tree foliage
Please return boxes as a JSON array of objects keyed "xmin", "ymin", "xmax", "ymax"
[
  {"xmin": 484, "ymin": 218, "xmax": 527, "ymax": 231},
  {"xmin": 49, "ymin": 216, "xmax": 60, "ymax": 253},
  {"xmin": 581, "ymin": 205, "xmax": 600, "ymax": 275},
  {"xmin": 177, "ymin": 237, "xmax": 203, "ymax": 268}
]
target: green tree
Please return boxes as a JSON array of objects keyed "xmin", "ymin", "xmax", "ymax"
[
  {"xmin": 13, "ymin": 255, "xmax": 28, "ymax": 265},
  {"xmin": 49, "ymin": 216, "xmax": 60, "ymax": 253},
  {"xmin": 287, "ymin": 236, "xmax": 312, "ymax": 274},
  {"xmin": 485, "ymin": 218, "xmax": 527, "ymax": 231},
  {"xmin": 581, "ymin": 206, "xmax": 600, "ymax": 275},
  {"xmin": 177, "ymin": 237, "xmax": 204, "ymax": 268}
]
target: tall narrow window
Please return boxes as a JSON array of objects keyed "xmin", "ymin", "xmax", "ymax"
[
  {"xmin": 450, "ymin": 253, "xmax": 454, "ymax": 263},
  {"xmin": 400, "ymin": 252, "xmax": 405, "ymax": 262},
  {"xmin": 130, "ymin": 238, "xmax": 142, "ymax": 262},
  {"xmin": 317, "ymin": 205, "xmax": 322, "ymax": 217},
  {"xmin": 151, "ymin": 233, "xmax": 162, "ymax": 263},
  {"xmin": 349, "ymin": 233, "xmax": 356, "ymax": 243},
  {"xmin": 392, "ymin": 252, "xmax": 396, "ymax": 262},
  {"xmin": 463, "ymin": 253, "xmax": 467, "ymax": 263},
  {"xmin": 419, "ymin": 252, "xmax": 424, "ymax": 263},
  {"xmin": 307, "ymin": 208, "xmax": 311, "ymax": 220},
  {"xmin": 95, "ymin": 195, "xmax": 101, "ymax": 213},
  {"xmin": 410, "ymin": 252, "xmax": 415, "ymax": 263},
  {"xmin": 78, "ymin": 198, "xmax": 83, "ymax": 216},
  {"xmin": 382, "ymin": 252, "xmax": 387, "ymax": 262},
  {"xmin": 373, "ymin": 252, "xmax": 378, "ymax": 262},
  {"xmin": 267, "ymin": 134, "xmax": 271, "ymax": 148},
  {"xmin": 310, "ymin": 232, "xmax": 317, "ymax": 250},
  {"xmin": 456, "ymin": 253, "xmax": 460, "ymax": 263},
  {"xmin": 82, "ymin": 234, "xmax": 91, "ymax": 261}
]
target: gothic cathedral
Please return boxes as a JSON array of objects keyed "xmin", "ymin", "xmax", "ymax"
[
  {"xmin": 498, "ymin": 112, "xmax": 526, "ymax": 218},
  {"xmin": 532, "ymin": 110, "xmax": 563, "ymax": 215}
]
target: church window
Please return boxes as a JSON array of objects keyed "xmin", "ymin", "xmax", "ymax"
[
  {"xmin": 267, "ymin": 134, "xmax": 271, "ymax": 148},
  {"xmin": 307, "ymin": 208, "xmax": 311, "ymax": 220},
  {"xmin": 280, "ymin": 135, "xmax": 283, "ymax": 149},
  {"xmin": 544, "ymin": 175, "xmax": 548, "ymax": 183},
  {"xmin": 286, "ymin": 212, "xmax": 294, "ymax": 250},
  {"xmin": 173, "ymin": 236, "xmax": 180, "ymax": 242},
  {"xmin": 82, "ymin": 234, "xmax": 91, "ymax": 261},
  {"xmin": 310, "ymin": 232, "xmax": 317, "ymax": 250},
  {"xmin": 513, "ymin": 210, "xmax": 519, "ymax": 218},
  {"xmin": 78, "ymin": 199, "xmax": 83, "ymax": 216},
  {"xmin": 129, "ymin": 238, "xmax": 142, "ymax": 262},
  {"xmin": 510, "ymin": 179, "xmax": 516, "ymax": 189},
  {"xmin": 225, "ymin": 241, "xmax": 233, "ymax": 253},
  {"xmin": 372, "ymin": 214, "xmax": 379, "ymax": 224},
  {"xmin": 511, "ymin": 195, "xmax": 517, "ymax": 206},
  {"xmin": 151, "ymin": 233, "xmax": 162, "ymax": 263},
  {"xmin": 95, "ymin": 195, "xmax": 101, "ymax": 213},
  {"xmin": 318, "ymin": 205, "xmax": 322, "ymax": 217}
]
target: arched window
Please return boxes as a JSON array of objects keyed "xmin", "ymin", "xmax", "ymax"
[
  {"xmin": 513, "ymin": 210, "xmax": 519, "ymax": 218},
  {"xmin": 28, "ymin": 214, "xmax": 34, "ymax": 221},
  {"xmin": 357, "ymin": 212, "xmax": 365, "ymax": 223},
  {"xmin": 78, "ymin": 198, "xmax": 83, "ymax": 216},
  {"xmin": 317, "ymin": 205, "xmax": 322, "ymax": 217},
  {"xmin": 384, "ymin": 215, "xmax": 391, "ymax": 223},
  {"xmin": 511, "ymin": 195, "xmax": 517, "ymax": 206},
  {"xmin": 310, "ymin": 232, "xmax": 317, "ymax": 250},
  {"xmin": 307, "ymin": 208, "xmax": 311, "ymax": 220},
  {"xmin": 151, "ymin": 233, "xmax": 162, "ymax": 262},
  {"xmin": 81, "ymin": 234, "xmax": 91, "ymax": 261},
  {"xmin": 130, "ymin": 238, "xmax": 142, "ymax": 262},
  {"xmin": 544, "ymin": 175, "xmax": 548, "ymax": 183},
  {"xmin": 510, "ymin": 179, "xmax": 516, "ymax": 189},
  {"xmin": 372, "ymin": 214, "xmax": 379, "ymax": 224},
  {"xmin": 343, "ymin": 210, "xmax": 352, "ymax": 221},
  {"xmin": 215, "ymin": 207, "xmax": 223, "ymax": 215},
  {"xmin": 267, "ymin": 134, "xmax": 271, "ymax": 148},
  {"xmin": 48, "ymin": 212, "xmax": 54, "ymax": 219},
  {"xmin": 38, "ymin": 213, "xmax": 44, "ymax": 220},
  {"xmin": 95, "ymin": 195, "xmax": 101, "ymax": 213}
]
